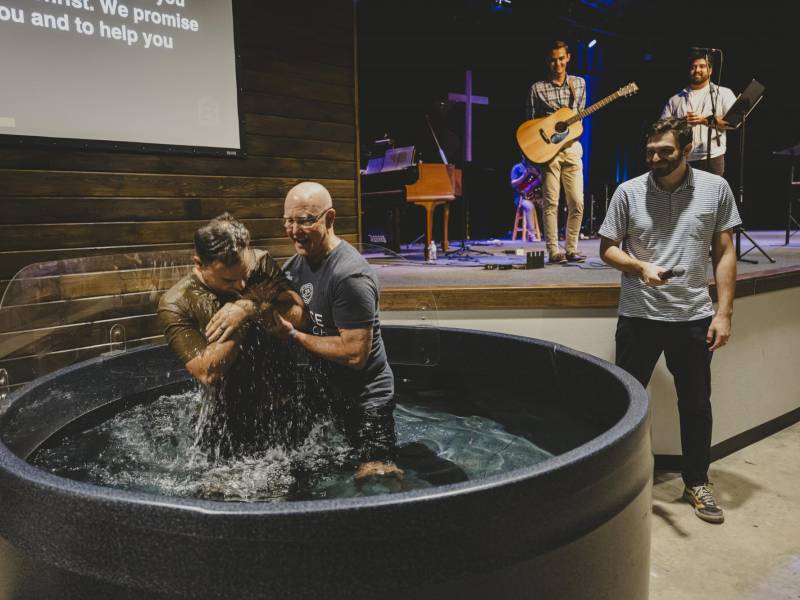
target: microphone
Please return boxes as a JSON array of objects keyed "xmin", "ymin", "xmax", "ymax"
[
  {"xmin": 659, "ymin": 266, "xmax": 686, "ymax": 280},
  {"xmin": 691, "ymin": 46, "xmax": 721, "ymax": 53}
]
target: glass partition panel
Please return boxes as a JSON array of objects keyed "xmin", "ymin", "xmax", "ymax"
[{"xmin": 0, "ymin": 250, "xmax": 194, "ymax": 402}]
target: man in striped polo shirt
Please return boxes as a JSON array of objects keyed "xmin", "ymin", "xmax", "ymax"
[{"xmin": 599, "ymin": 118, "xmax": 741, "ymax": 524}]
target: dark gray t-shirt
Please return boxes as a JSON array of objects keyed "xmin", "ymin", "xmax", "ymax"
[{"xmin": 283, "ymin": 241, "xmax": 394, "ymax": 410}]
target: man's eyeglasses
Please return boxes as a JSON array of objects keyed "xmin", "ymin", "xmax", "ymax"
[{"xmin": 282, "ymin": 207, "xmax": 332, "ymax": 229}]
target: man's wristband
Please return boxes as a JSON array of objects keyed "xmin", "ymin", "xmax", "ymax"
[{"xmin": 288, "ymin": 329, "xmax": 299, "ymax": 345}]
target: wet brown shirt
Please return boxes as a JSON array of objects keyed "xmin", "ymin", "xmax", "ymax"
[
  {"xmin": 157, "ymin": 250, "xmax": 303, "ymax": 456},
  {"xmin": 158, "ymin": 249, "xmax": 288, "ymax": 365}
]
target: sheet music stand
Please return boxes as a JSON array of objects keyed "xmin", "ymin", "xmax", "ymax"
[
  {"xmin": 381, "ymin": 146, "xmax": 416, "ymax": 171},
  {"xmin": 723, "ymin": 79, "xmax": 765, "ymax": 129},
  {"xmin": 724, "ymin": 79, "xmax": 774, "ymax": 263}
]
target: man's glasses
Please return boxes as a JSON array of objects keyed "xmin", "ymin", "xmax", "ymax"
[{"xmin": 282, "ymin": 207, "xmax": 332, "ymax": 229}]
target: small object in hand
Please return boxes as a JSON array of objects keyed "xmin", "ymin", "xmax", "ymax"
[{"xmin": 659, "ymin": 266, "xmax": 685, "ymax": 280}]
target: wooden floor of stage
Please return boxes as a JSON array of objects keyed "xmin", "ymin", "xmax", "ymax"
[{"xmin": 371, "ymin": 231, "xmax": 800, "ymax": 310}]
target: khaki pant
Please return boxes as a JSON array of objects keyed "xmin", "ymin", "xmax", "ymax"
[{"xmin": 540, "ymin": 141, "xmax": 584, "ymax": 255}]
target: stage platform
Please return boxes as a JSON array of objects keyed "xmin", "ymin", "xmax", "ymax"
[
  {"xmin": 372, "ymin": 231, "xmax": 800, "ymax": 310},
  {"xmin": 373, "ymin": 230, "xmax": 800, "ymax": 462}
]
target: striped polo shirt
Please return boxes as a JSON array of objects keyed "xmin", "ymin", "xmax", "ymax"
[{"xmin": 599, "ymin": 167, "xmax": 741, "ymax": 321}]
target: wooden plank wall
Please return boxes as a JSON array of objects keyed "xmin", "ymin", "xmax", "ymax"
[{"xmin": 0, "ymin": 0, "xmax": 358, "ymax": 393}]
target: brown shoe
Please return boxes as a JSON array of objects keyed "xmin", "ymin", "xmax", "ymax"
[
  {"xmin": 548, "ymin": 252, "xmax": 568, "ymax": 265},
  {"xmin": 683, "ymin": 484, "xmax": 724, "ymax": 524},
  {"xmin": 566, "ymin": 252, "xmax": 586, "ymax": 263}
]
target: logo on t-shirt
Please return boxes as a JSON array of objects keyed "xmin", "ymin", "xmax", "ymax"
[{"xmin": 300, "ymin": 283, "xmax": 313, "ymax": 304}]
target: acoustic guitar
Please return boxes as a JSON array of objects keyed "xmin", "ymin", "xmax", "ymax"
[{"xmin": 517, "ymin": 82, "xmax": 639, "ymax": 164}]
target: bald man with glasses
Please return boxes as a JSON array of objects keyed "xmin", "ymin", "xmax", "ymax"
[{"xmin": 268, "ymin": 181, "xmax": 404, "ymax": 484}]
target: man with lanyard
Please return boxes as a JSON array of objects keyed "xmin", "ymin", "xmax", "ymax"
[
  {"xmin": 599, "ymin": 118, "xmax": 741, "ymax": 523},
  {"xmin": 528, "ymin": 40, "xmax": 587, "ymax": 265},
  {"xmin": 270, "ymin": 181, "xmax": 403, "ymax": 484},
  {"xmin": 661, "ymin": 50, "xmax": 737, "ymax": 176}
]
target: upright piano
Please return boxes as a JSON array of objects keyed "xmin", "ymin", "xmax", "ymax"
[{"xmin": 361, "ymin": 145, "xmax": 462, "ymax": 252}]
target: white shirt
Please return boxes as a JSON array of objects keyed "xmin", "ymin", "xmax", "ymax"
[{"xmin": 661, "ymin": 83, "xmax": 737, "ymax": 162}]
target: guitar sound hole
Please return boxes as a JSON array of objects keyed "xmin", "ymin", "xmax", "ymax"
[{"xmin": 554, "ymin": 122, "xmax": 567, "ymax": 133}]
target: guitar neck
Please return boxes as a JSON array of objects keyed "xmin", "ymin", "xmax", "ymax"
[{"xmin": 565, "ymin": 91, "xmax": 626, "ymax": 126}]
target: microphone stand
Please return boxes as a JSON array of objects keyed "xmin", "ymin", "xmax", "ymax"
[
  {"xmin": 444, "ymin": 164, "xmax": 492, "ymax": 258},
  {"xmin": 705, "ymin": 50, "xmax": 716, "ymax": 171},
  {"xmin": 735, "ymin": 97, "xmax": 774, "ymax": 263}
]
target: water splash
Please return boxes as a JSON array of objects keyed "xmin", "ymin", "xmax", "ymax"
[{"xmin": 31, "ymin": 387, "xmax": 554, "ymax": 502}]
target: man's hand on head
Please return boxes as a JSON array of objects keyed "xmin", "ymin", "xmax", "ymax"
[
  {"xmin": 206, "ymin": 301, "xmax": 252, "ymax": 343},
  {"xmin": 264, "ymin": 311, "xmax": 295, "ymax": 341}
]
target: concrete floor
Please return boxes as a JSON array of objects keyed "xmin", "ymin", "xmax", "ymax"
[{"xmin": 650, "ymin": 421, "xmax": 800, "ymax": 600}]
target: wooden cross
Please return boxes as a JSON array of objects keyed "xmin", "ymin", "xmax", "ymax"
[{"xmin": 447, "ymin": 70, "xmax": 489, "ymax": 162}]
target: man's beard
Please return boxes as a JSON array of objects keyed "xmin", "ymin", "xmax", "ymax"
[{"xmin": 649, "ymin": 157, "xmax": 683, "ymax": 177}]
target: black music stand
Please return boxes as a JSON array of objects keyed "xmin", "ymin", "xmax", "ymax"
[
  {"xmin": 774, "ymin": 142, "xmax": 800, "ymax": 244},
  {"xmin": 421, "ymin": 111, "xmax": 491, "ymax": 259},
  {"xmin": 724, "ymin": 79, "xmax": 774, "ymax": 263},
  {"xmin": 444, "ymin": 165, "xmax": 492, "ymax": 258}
]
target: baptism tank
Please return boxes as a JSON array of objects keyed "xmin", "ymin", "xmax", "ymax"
[{"xmin": 0, "ymin": 325, "xmax": 652, "ymax": 600}]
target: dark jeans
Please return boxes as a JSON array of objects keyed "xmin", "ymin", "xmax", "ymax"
[
  {"xmin": 337, "ymin": 397, "xmax": 398, "ymax": 464},
  {"xmin": 615, "ymin": 316, "xmax": 714, "ymax": 487},
  {"xmin": 689, "ymin": 154, "xmax": 725, "ymax": 177}
]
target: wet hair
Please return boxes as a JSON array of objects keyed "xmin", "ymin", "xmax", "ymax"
[
  {"xmin": 689, "ymin": 50, "xmax": 713, "ymax": 70},
  {"xmin": 646, "ymin": 118, "xmax": 693, "ymax": 149},
  {"xmin": 193, "ymin": 213, "xmax": 251, "ymax": 266}
]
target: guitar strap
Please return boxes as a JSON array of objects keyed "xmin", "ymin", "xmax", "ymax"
[{"xmin": 567, "ymin": 76, "xmax": 577, "ymax": 110}]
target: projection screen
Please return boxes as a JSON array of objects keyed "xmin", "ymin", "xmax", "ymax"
[{"xmin": 0, "ymin": 0, "xmax": 241, "ymax": 155}]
